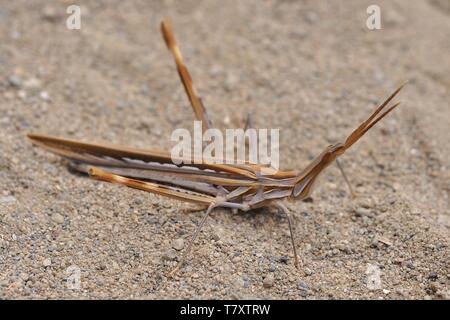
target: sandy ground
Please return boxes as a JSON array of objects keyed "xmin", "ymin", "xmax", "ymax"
[{"xmin": 0, "ymin": 0, "xmax": 449, "ymax": 299}]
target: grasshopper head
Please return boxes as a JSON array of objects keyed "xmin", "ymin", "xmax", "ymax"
[{"xmin": 292, "ymin": 144, "xmax": 344, "ymax": 199}]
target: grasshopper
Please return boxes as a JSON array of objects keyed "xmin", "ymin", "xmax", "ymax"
[{"xmin": 28, "ymin": 20, "xmax": 406, "ymax": 276}]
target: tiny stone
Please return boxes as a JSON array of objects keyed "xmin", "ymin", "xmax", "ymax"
[
  {"xmin": 279, "ymin": 256, "xmax": 289, "ymax": 264},
  {"xmin": 357, "ymin": 199, "xmax": 373, "ymax": 209},
  {"xmin": 428, "ymin": 272, "xmax": 438, "ymax": 281},
  {"xmin": 52, "ymin": 213, "xmax": 64, "ymax": 224},
  {"xmin": 371, "ymin": 238, "xmax": 380, "ymax": 248},
  {"xmin": 263, "ymin": 274, "xmax": 274, "ymax": 288},
  {"xmin": 298, "ymin": 281, "xmax": 309, "ymax": 290},
  {"xmin": 383, "ymin": 289, "xmax": 390, "ymax": 294},
  {"xmin": 8, "ymin": 75, "xmax": 22, "ymax": 88},
  {"xmin": 304, "ymin": 267, "xmax": 313, "ymax": 276},
  {"xmin": 172, "ymin": 238, "xmax": 184, "ymax": 251},
  {"xmin": 355, "ymin": 207, "xmax": 371, "ymax": 217},
  {"xmin": 268, "ymin": 264, "xmax": 276, "ymax": 272},
  {"xmin": 243, "ymin": 277, "xmax": 250, "ymax": 288},
  {"xmin": 40, "ymin": 91, "xmax": 50, "ymax": 101},
  {"xmin": 211, "ymin": 233, "xmax": 220, "ymax": 241},
  {"xmin": 302, "ymin": 197, "xmax": 313, "ymax": 203},
  {"xmin": 162, "ymin": 249, "xmax": 177, "ymax": 261},
  {"xmin": 43, "ymin": 258, "xmax": 52, "ymax": 267},
  {"xmin": 298, "ymin": 281, "xmax": 309, "ymax": 297},
  {"xmin": 385, "ymin": 194, "xmax": 397, "ymax": 205}
]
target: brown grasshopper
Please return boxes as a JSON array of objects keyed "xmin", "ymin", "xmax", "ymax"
[{"xmin": 27, "ymin": 20, "xmax": 406, "ymax": 276}]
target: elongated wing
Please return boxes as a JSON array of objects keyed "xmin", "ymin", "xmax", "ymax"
[
  {"xmin": 28, "ymin": 133, "xmax": 300, "ymax": 206},
  {"xmin": 28, "ymin": 133, "xmax": 296, "ymax": 179},
  {"xmin": 28, "ymin": 133, "xmax": 257, "ymax": 178}
]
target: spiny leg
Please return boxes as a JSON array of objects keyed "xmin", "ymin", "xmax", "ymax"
[
  {"xmin": 161, "ymin": 20, "xmax": 212, "ymax": 132},
  {"xmin": 168, "ymin": 203, "xmax": 216, "ymax": 277},
  {"xmin": 335, "ymin": 158, "xmax": 356, "ymax": 198},
  {"xmin": 274, "ymin": 202, "xmax": 299, "ymax": 268}
]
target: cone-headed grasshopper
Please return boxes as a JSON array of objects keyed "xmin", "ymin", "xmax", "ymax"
[{"xmin": 28, "ymin": 20, "xmax": 406, "ymax": 276}]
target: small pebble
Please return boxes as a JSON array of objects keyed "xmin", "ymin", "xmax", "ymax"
[
  {"xmin": 162, "ymin": 249, "xmax": 177, "ymax": 261},
  {"xmin": 298, "ymin": 281, "xmax": 309, "ymax": 297},
  {"xmin": 52, "ymin": 213, "xmax": 64, "ymax": 224},
  {"xmin": 40, "ymin": 91, "xmax": 50, "ymax": 101},
  {"xmin": 243, "ymin": 277, "xmax": 250, "ymax": 288},
  {"xmin": 279, "ymin": 256, "xmax": 289, "ymax": 264},
  {"xmin": 43, "ymin": 258, "xmax": 52, "ymax": 267},
  {"xmin": 355, "ymin": 207, "xmax": 372, "ymax": 217},
  {"xmin": 211, "ymin": 233, "xmax": 220, "ymax": 241},
  {"xmin": 298, "ymin": 281, "xmax": 309, "ymax": 290},
  {"xmin": 172, "ymin": 238, "xmax": 184, "ymax": 251},
  {"xmin": 263, "ymin": 274, "xmax": 274, "ymax": 288},
  {"xmin": 428, "ymin": 272, "xmax": 438, "ymax": 281},
  {"xmin": 8, "ymin": 75, "xmax": 22, "ymax": 88}
]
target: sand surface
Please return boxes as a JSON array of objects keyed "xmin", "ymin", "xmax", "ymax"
[{"xmin": 0, "ymin": 0, "xmax": 449, "ymax": 299}]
